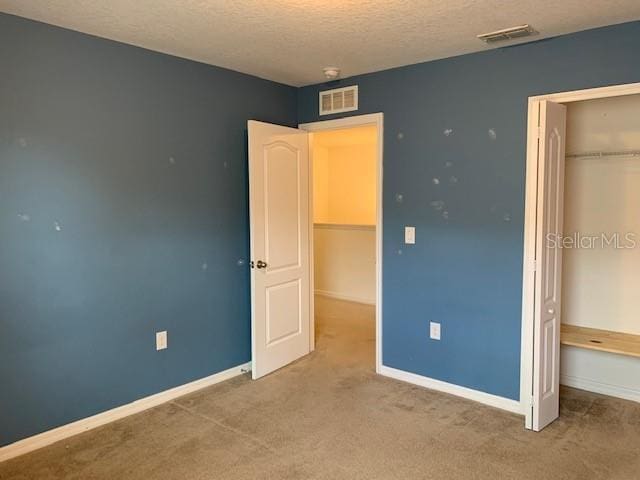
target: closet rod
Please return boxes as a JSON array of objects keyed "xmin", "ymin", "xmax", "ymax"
[{"xmin": 566, "ymin": 150, "xmax": 640, "ymax": 159}]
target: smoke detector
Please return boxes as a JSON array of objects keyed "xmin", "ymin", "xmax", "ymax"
[
  {"xmin": 477, "ymin": 25, "xmax": 537, "ymax": 43},
  {"xmin": 323, "ymin": 67, "xmax": 341, "ymax": 80}
]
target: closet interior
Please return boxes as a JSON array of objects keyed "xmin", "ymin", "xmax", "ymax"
[{"xmin": 559, "ymin": 94, "xmax": 640, "ymax": 401}]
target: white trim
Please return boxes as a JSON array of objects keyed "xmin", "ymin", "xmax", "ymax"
[
  {"xmin": 315, "ymin": 289, "xmax": 375, "ymax": 306},
  {"xmin": 307, "ymin": 130, "xmax": 316, "ymax": 353},
  {"xmin": 561, "ymin": 375, "xmax": 640, "ymax": 404},
  {"xmin": 0, "ymin": 362, "xmax": 250, "ymax": 463},
  {"xmin": 529, "ymin": 82, "xmax": 640, "ymax": 103},
  {"xmin": 521, "ymin": 81, "xmax": 640, "ymax": 431},
  {"xmin": 299, "ymin": 112, "xmax": 384, "ymax": 374},
  {"xmin": 380, "ymin": 365, "xmax": 523, "ymax": 415}
]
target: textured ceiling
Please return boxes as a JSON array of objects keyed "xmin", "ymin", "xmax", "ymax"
[{"xmin": 2, "ymin": 1, "xmax": 640, "ymax": 86}]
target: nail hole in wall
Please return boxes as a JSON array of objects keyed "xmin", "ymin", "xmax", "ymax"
[{"xmin": 430, "ymin": 200, "xmax": 445, "ymax": 211}]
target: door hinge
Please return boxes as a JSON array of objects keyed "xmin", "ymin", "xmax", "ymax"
[
  {"xmin": 536, "ymin": 125, "xmax": 542, "ymax": 140},
  {"xmin": 532, "ymin": 259, "xmax": 537, "ymax": 271}
]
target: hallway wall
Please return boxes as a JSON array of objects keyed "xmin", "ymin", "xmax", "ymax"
[
  {"xmin": 312, "ymin": 126, "xmax": 377, "ymax": 305},
  {"xmin": 314, "ymin": 224, "xmax": 376, "ymax": 305}
]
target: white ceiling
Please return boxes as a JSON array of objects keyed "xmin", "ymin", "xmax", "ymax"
[{"xmin": 2, "ymin": 1, "xmax": 640, "ymax": 86}]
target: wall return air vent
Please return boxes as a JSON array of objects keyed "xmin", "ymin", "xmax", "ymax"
[
  {"xmin": 477, "ymin": 24, "xmax": 537, "ymax": 43},
  {"xmin": 319, "ymin": 85, "xmax": 358, "ymax": 116}
]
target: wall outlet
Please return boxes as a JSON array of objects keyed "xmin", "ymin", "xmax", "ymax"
[
  {"xmin": 405, "ymin": 226, "xmax": 416, "ymax": 244},
  {"xmin": 430, "ymin": 322, "xmax": 441, "ymax": 341},
  {"xmin": 156, "ymin": 331, "xmax": 168, "ymax": 350}
]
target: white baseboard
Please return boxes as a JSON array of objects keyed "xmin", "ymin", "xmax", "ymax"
[
  {"xmin": 315, "ymin": 289, "xmax": 375, "ymax": 306},
  {"xmin": 0, "ymin": 362, "xmax": 251, "ymax": 463},
  {"xmin": 561, "ymin": 374, "xmax": 640, "ymax": 403},
  {"xmin": 379, "ymin": 365, "xmax": 523, "ymax": 415}
]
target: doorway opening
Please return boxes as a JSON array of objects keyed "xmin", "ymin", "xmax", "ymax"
[
  {"xmin": 309, "ymin": 125, "xmax": 377, "ymax": 369},
  {"xmin": 521, "ymin": 83, "xmax": 640, "ymax": 431},
  {"xmin": 301, "ymin": 114, "xmax": 383, "ymax": 373}
]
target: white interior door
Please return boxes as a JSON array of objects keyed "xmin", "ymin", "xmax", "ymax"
[
  {"xmin": 248, "ymin": 120, "xmax": 310, "ymax": 379},
  {"xmin": 532, "ymin": 101, "xmax": 567, "ymax": 431}
]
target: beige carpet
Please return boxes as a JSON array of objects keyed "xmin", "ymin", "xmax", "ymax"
[{"xmin": 2, "ymin": 296, "xmax": 639, "ymax": 479}]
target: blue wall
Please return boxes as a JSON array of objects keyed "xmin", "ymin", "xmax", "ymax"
[
  {"xmin": 0, "ymin": 13, "xmax": 297, "ymax": 446},
  {"xmin": 299, "ymin": 21, "xmax": 640, "ymax": 401}
]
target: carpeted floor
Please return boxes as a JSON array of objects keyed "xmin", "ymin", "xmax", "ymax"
[{"xmin": 2, "ymin": 296, "xmax": 640, "ymax": 479}]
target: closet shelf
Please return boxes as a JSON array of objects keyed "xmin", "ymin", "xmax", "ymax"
[{"xmin": 561, "ymin": 324, "xmax": 640, "ymax": 358}]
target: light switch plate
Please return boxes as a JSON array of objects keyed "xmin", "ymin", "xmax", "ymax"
[
  {"xmin": 430, "ymin": 322, "xmax": 441, "ymax": 340},
  {"xmin": 405, "ymin": 226, "xmax": 415, "ymax": 244},
  {"xmin": 156, "ymin": 331, "xmax": 168, "ymax": 350}
]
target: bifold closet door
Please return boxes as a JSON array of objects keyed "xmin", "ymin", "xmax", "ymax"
[{"xmin": 532, "ymin": 101, "xmax": 567, "ymax": 431}]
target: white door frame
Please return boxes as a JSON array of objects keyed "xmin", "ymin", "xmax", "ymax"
[
  {"xmin": 521, "ymin": 82, "xmax": 640, "ymax": 429},
  {"xmin": 299, "ymin": 113, "xmax": 384, "ymax": 373}
]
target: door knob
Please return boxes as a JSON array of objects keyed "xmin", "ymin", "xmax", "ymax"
[
  {"xmin": 256, "ymin": 260, "xmax": 268, "ymax": 269},
  {"xmin": 547, "ymin": 308, "xmax": 555, "ymax": 315}
]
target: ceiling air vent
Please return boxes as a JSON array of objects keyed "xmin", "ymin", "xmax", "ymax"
[
  {"xmin": 319, "ymin": 85, "xmax": 358, "ymax": 116},
  {"xmin": 477, "ymin": 24, "xmax": 537, "ymax": 43}
]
